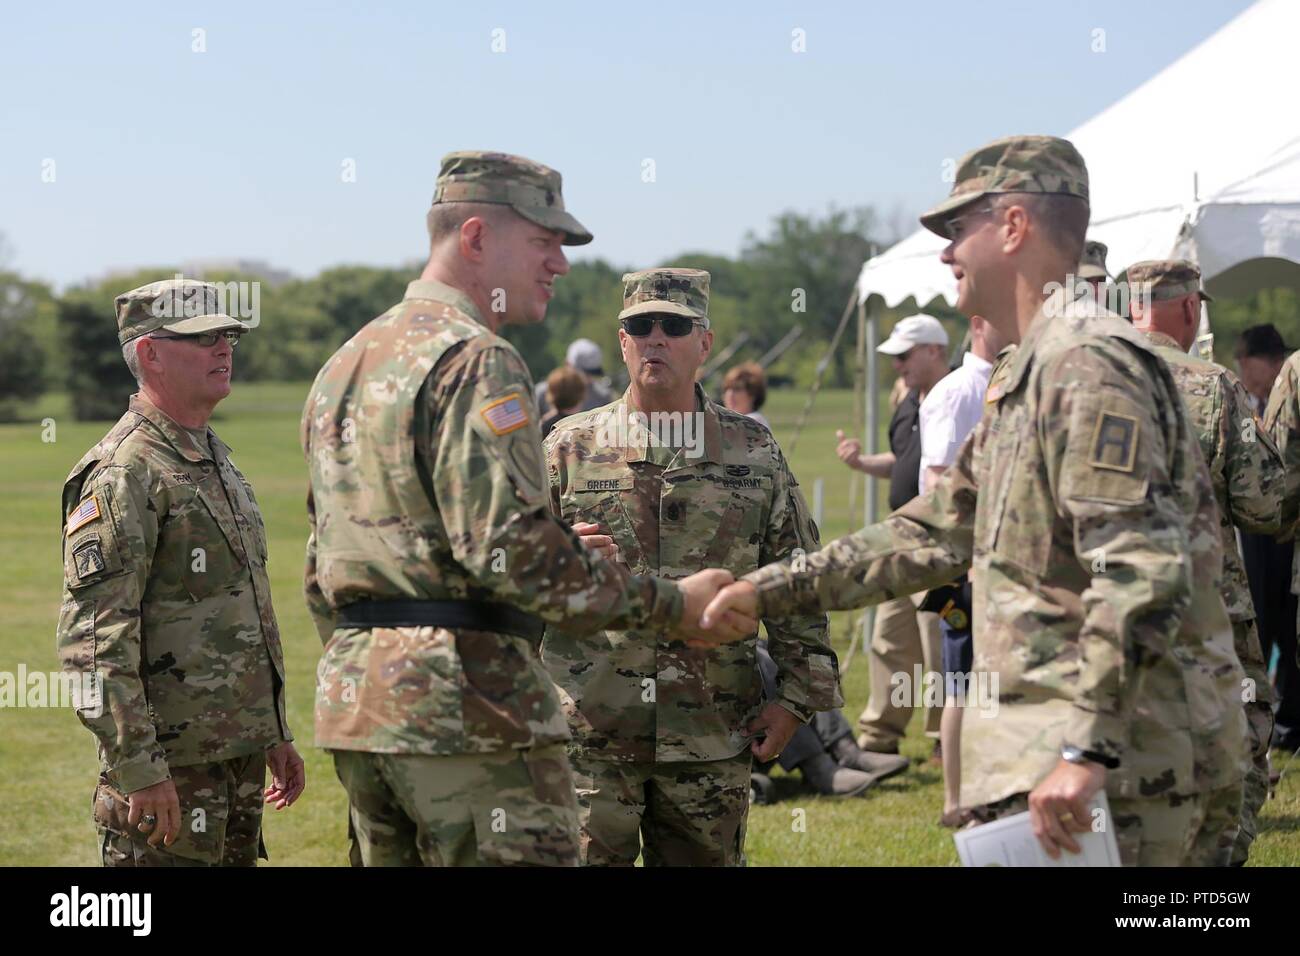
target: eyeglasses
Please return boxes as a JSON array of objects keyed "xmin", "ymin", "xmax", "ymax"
[
  {"xmin": 620, "ymin": 315, "xmax": 702, "ymax": 337},
  {"xmin": 150, "ymin": 331, "xmax": 242, "ymax": 348},
  {"xmin": 945, "ymin": 203, "xmax": 997, "ymax": 240}
]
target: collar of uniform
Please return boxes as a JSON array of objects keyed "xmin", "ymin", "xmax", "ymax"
[
  {"xmin": 694, "ymin": 384, "xmax": 725, "ymax": 466},
  {"xmin": 1140, "ymin": 329, "xmax": 1184, "ymax": 352},
  {"xmin": 128, "ymin": 392, "xmax": 225, "ymax": 463},
  {"xmin": 999, "ymin": 284, "xmax": 1098, "ymax": 399},
  {"xmin": 403, "ymin": 279, "xmax": 486, "ymax": 327},
  {"xmin": 614, "ymin": 382, "xmax": 723, "ymax": 465}
]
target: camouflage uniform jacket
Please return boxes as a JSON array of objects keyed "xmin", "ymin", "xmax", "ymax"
[
  {"xmin": 542, "ymin": 385, "xmax": 840, "ymax": 763},
  {"xmin": 57, "ymin": 393, "xmax": 290, "ymax": 794},
  {"xmin": 304, "ymin": 279, "xmax": 683, "ymax": 756},
  {"xmin": 1141, "ymin": 329, "xmax": 1283, "ymax": 622},
  {"xmin": 1264, "ymin": 350, "xmax": 1300, "ymax": 595},
  {"xmin": 745, "ymin": 290, "xmax": 1247, "ymax": 807}
]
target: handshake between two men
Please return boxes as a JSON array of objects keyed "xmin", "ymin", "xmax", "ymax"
[
  {"xmin": 573, "ymin": 521, "xmax": 760, "ymax": 648},
  {"xmin": 573, "ymin": 521, "xmax": 796, "ymax": 763}
]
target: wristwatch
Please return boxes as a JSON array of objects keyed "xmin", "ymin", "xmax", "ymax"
[{"xmin": 1061, "ymin": 744, "xmax": 1120, "ymax": 770}]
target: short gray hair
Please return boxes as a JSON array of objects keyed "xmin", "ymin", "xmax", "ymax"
[{"xmin": 122, "ymin": 338, "xmax": 144, "ymax": 384}]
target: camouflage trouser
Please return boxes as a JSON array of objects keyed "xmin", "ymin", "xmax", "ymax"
[
  {"xmin": 982, "ymin": 785, "xmax": 1240, "ymax": 866},
  {"xmin": 1230, "ymin": 618, "xmax": 1276, "ymax": 865},
  {"xmin": 1186, "ymin": 783, "xmax": 1245, "ymax": 866},
  {"xmin": 568, "ymin": 750, "xmax": 751, "ymax": 867},
  {"xmin": 331, "ymin": 744, "xmax": 580, "ymax": 866},
  {"xmin": 94, "ymin": 753, "xmax": 268, "ymax": 867}
]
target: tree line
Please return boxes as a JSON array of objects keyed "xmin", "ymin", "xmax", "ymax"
[{"xmin": 1, "ymin": 211, "xmax": 1297, "ymax": 421}]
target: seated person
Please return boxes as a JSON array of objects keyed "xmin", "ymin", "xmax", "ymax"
[{"xmin": 750, "ymin": 639, "xmax": 909, "ymax": 800}]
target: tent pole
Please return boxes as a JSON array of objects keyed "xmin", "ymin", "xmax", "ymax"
[
  {"xmin": 849, "ymin": 296, "xmax": 865, "ymax": 523},
  {"xmin": 860, "ymin": 297, "xmax": 878, "ymax": 662},
  {"xmin": 842, "ymin": 297, "xmax": 865, "ymax": 672}
]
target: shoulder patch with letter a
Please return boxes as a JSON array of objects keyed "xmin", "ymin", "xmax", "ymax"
[
  {"xmin": 66, "ymin": 495, "xmax": 101, "ymax": 536},
  {"xmin": 480, "ymin": 393, "xmax": 530, "ymax": 436},
  {"xmin": 1089, "ymin": 412, "xmax": 1139, "ymax": 472}
]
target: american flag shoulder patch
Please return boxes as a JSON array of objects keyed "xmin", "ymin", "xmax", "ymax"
[
  {"xmin": 480, "ymin": 393, "xmax": 530, "ymax": 436},
  {"xmin": 67, "ymin": 494, "xmax": 101, "ymax": 536}
]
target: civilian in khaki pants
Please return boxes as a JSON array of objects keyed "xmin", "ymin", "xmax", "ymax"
[
  {"xmin": 834, "ymin": 314, "xmax": 953, "ymax": 756},
  {"xmin": 856, "ymin": 594, "xmax": 942, "ymax": 752}
]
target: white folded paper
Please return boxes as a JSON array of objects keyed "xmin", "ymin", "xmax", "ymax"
[{"xmin": 954, "ymin": 791, "xmax": 1121, "ymax": 866}]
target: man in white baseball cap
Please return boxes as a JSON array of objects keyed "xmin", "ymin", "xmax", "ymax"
[
  {"xmin": 835, "ymin": 312, "xmax": 952, "ymax": 762},
  {"xmin": 877, "ymin": 313, "xmax": 950, "ymax": 355}
]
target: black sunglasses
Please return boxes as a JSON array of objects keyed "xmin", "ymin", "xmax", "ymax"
[{"xmin": 620, "ymin": 315, "xmax": 700, "ymax": 337}]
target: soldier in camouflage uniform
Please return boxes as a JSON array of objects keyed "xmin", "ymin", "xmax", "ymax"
[
  {"xmin": 1263, "ymin": 341, "xmax": 1300, "ymax": 751},
  {"xmin": 1078, "ymin": 240, "xmax": 1108, "ymax": 282},
  {"xmin": 542, "ymin": 268, "xmax": 842, "ymax": 865},
  {"xmin": 303, "ymin": 154, "xmax": 750, "ymax": 867},
  {"xmin": 57, "ymin": 279, "xmax": 304, "ymax": 866},
  {"xmin": 1078, "ymin": 240, "xmax": 1112, "ymax": 305},
  {"xmin": 697, "ymin": 136, "xmax": 1248, "ymax": 866},
  {"xmin": 1129, "ymin": 258, "xmax": 1282, "ymax": 865}
]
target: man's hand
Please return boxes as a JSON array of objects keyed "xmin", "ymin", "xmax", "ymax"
[
  {"xmin": 747, "ymin": 703, "xmax": 802, "ymax": 762},
  {"xmin": 676, "ymin": 569, "xmax": 757, "ymax": 643},
  {"xmin": 1027, "ymin": 759, "xmax": 1106, "ymax": 859},
  {"xmin": 127, "ymin": 778, "xmax": 181, "ymax": 847},
  {"xmin": 265, "ymin": 742, "xmax": 306, "ymax": 810},
  {"xmin": 689, "ymin": 581, "xmax": 761, "ymax": 647},
  {"xmin": 835, "ymin": 430, "xmax": 864, "ymax": 470},
  {"xmin": 573, "ymin": 521, "xmax": 619, "ymax": 562}
]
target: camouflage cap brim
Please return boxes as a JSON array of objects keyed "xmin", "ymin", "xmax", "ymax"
[
  {"xmin": 514, "ymin": 204, "xmax": 593, "ymax": 246},
  {"xmin": 1124, "ymin": 258, "xmax": 1215, "ymax": 304},
  {"xmin": 919, "ymin": 190, "xmax": 987, "ymax": 239},
  {"xmin": 1128, "ymin": 283, "xmax": 1215, "ymax": 305},
  {"xmin": 157, "ymin": 314, "xmax": 250, "ymax": 337},
  {"xmin": 618, "ymin": 299, "xmax": 701, "ymax": 321},
  {"xmin": 921, "ymin": 135, "xmax": 1090, "ymax": 240}
]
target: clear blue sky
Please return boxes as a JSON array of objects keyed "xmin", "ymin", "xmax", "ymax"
[{"xmin": 0, "ymin": 0, "xmax": 1254, "ymax": 288}]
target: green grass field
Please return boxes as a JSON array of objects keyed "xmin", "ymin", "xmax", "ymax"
[{"xmin": 2, "ymin": 383, "xmax": 1296, "ymax": 865}]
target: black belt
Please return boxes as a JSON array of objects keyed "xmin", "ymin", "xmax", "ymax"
[{"xmin": 335, "ymin": 599, "xmax": 545, "ymax": 644}]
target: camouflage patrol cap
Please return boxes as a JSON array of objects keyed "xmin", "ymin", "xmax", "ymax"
[
  {"xmin": 431, "ymin": 150, "xmax": 593, "ymax": 246},
  {"xmin": 619, "ymin": 268, "xmax": 710, "ymax": 326},
  {"xmin": 1078, "ymin": 240, "xmax": 1109, "ymax": 280},
  {"xmin": 1125, "ymin": 259, "xmax": 1214, "ymax": 303},
  {"xmin": 920, "ymin": 135, "xmax": 1090, "ymax": 239},
  {"xmin": 115, "ymin": 278, "xmax": 250, "ymax": 346}
]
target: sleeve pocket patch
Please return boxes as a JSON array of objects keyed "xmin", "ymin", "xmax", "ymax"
[
  {"xmin": 74, "ymin": 538, "xmax": 107, "ymax": 579},
  {"xmin": 1089, "ymin": 411, "xmax": 1139, "ymax": 472},
  {"xmin": 65, "ymin": 530, "xmax": 123, "ymax": 588}
]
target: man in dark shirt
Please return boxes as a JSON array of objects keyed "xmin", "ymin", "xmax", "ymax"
[
  {"xmin": 835, "ymin": 314, "xmax": 951, "ymax": 755},
  {"xmin": 1246, "ymin": 325, "xmax": 1300, "ymax": 754}
]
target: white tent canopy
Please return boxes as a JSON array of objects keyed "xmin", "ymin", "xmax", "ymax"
[{"xmin": 857, "ymin": 0, "xmax": 1300, "ymax": 309}]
